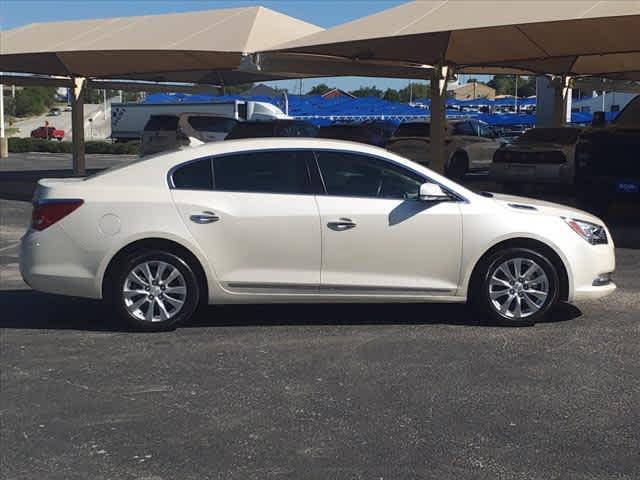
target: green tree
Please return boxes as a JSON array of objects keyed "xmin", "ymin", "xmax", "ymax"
[
  {"xmin": 349, "ymin": 86, "xmax": 383, "ymax": 98},
  {"xmin": 383, "ymin": 88, "xmax": 401, "ymax": 102},
  {"xmin": 487, "ymin": 75, "xmax": 536, "ymax": 97},
  {"xmin": 307, "ymin": 83, "xmax": 332, "ymax": 95},
  {"xmin": 223, "ymin": 83, "xmax": 254, "ymax": 95},
  {"xmin": 397, "ymin": 82, "xmax": 429, "ymax": 103},
  {"xmin": 13, "ymin": 86, "xmax": 57, "ymax": 117}
]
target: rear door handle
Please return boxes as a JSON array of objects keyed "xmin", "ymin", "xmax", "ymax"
[
  {"xmin": 327, "ymin": 218, "xmax": 356, "ymax": 231},
  {"xmin": 190, "ymin": 211, "xmax": 219, "ymax": 224}
]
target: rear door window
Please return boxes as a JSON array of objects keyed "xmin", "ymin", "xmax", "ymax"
[
  {"xmin": 172, "ymin": 159, "xmax": 214, "ymax": 190},
  {"xmin": 213, "ymin": 150, "xmax": 314, "ymax": 194}
]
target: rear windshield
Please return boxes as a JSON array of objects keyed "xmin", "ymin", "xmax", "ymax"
[
  {"xmin": 226, "ymin": 121, "xmax": 318, "ymax": 140},
  {"xmin": 225, "ymin": 123, "xmax": 275, "ymax": 139},
  {"xmin": 144, "ymin": 115, "xmax": 179, "ymax": 131},
  {"xmin": 613, "ymin": 95, "xmax": 640, "ymax": 128},
  {"xmin": 514, "ymin": 128, "xmax": 581, "ymax": 145},
  {"xmin": 187, "ymin": 116, "xmax": 237, "ymax": 133},
  {"xmin": 394, "ymin": 122, "xmax": 430, "ymax": 138},
  {"xmin": 318, "ymin": 125, "xmax": 368, "ymax": 141}
]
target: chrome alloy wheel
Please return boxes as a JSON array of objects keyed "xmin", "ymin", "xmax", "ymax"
[
  {"xmin": 488, "ymin": 257, "xmax": 549, "ymax": 319},
  {"xmin": 123, "ymin": 261, "xmax": 187, "ymax": 322}
]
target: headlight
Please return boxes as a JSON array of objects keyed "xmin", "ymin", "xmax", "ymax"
[{"xmin": 563, "ymin": 218, "xmax": 608, "ymax": 245}]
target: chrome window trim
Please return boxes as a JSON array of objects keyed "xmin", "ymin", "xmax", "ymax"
[{"xmin": 167, "ymin": 146, "xmax": 470, "ymax": 203}]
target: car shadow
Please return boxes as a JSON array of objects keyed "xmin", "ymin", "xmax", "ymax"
[
  {"xmin": 0, "ymin": 289, "xmax": 583, "ymax": 332},
  {"xmin": 388, "ymin": 199, "xmax": 439, "ymax": 226}
]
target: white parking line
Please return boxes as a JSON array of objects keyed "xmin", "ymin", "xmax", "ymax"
[{"xmin": 0, "ymin": 242, "xmax": 20, "ymax": 253}]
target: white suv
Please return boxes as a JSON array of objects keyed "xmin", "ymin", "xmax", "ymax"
[
  {"xmin": 140, "ymin": 113, "xmax": 237, "ymax": 157},
  {"xmin": 386, "ymin": 119, "xmax": 504, "ymax": 179},
  {"xmin": 21, "ymin": 138, "xmax": 615, "ymax": 331}
]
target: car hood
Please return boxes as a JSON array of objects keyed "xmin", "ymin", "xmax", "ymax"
[{"xmin": 487, "ymin": 192, "xmax": 603, "ymax": 224}]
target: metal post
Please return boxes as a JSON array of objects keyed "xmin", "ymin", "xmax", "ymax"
[
  {"xmin": 71, "ymin": 77, "xmax": 86, "ymax": 176},
  {"xmin": 0, "ymin": 83, "xmax": 7, "ymax": 158},
  {"xmin": 429, "ymin": 65, "xmax": 449, "ymax": 174},
  {"xmin": 514, "ymin": 75, "xmax": 518, "ymax": 113},
  {"xmin": 103, "ymin": 89, "xmax": 107, "ymax": 121},
  {"xmin": 552, "ymin": 76, "xmax": 571, "ymax": 128},
  {"xmin": 0, "ymin": 83, "xmax": 5, "ymax": 138}
]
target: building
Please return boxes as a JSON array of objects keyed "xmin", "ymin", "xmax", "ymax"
[
  {"xmin": 448, "ymin": 82, "xmax": 496, "ymax": 100},
  {"xmin": 571, "ymin": 92, "xmax": 638, "ymax": 113},
  {"xmin": 321, "ymin": 88, "xmax": 356, "ymax": 99}
]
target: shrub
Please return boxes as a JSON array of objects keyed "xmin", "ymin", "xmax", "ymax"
[{"xmin": 8, "ymin": 138, "xmax": 140, "ymax": 155}]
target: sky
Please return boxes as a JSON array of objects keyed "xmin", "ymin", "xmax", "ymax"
[{"xmin": 0, "ymin": 0, "xmax": 485, "ymax": 92}]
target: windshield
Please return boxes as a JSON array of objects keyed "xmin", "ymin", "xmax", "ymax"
[
  {"xmin": 613, "ymin": 95, "xmax": 640, "ymax": 127},
  {"xmin": 394, "ymin": 122, "xmax": 430, "ymax": 138},
  {"xmin": 514, "ymin": 128, "xmax": 581, "ymax": 145}
]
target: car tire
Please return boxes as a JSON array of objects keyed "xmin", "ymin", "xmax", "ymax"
[
  {"xmin": 446, "ymin": 152, "xmax": 468, "ymax": 181},
  {"xmin": 472, "ymin": 247, "xmax": 560, "ymax": 327},
  {"xmin": 110, "ymin": 250, "xmax": 200, "ymax": 332}
]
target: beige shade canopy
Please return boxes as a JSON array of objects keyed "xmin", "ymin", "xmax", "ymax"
[
  {"xmin": 272, "ymin": 0, "xmax": 640, "ymax": 80},
  {"xmin": 0, "ymin": 6, "xmax": 323, "ymax": 84}
]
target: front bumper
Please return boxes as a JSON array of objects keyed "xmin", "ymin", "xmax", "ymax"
[{"xmin": 566, "ymin": 236, "xmax": 616, "ymax": 302}]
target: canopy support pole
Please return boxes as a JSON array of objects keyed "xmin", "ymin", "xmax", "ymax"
[
  {"xmin": 71, "ymin": 77, "xmax": 86, "ymax": 176},
  {"xmin": 429, "ymin": 65, "xmax": 449, "ymax": 174},
  {"xmin": 552, "ymin": 76, "xmax": 571, "ymax": 127},
  {"xmin": 0, "ymin": 83, "xmax": 8, "ymax": 159}
]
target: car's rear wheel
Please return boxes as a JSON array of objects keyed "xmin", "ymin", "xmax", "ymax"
[
  {"xmin": 473, "ymin": 247, "xmax": 559, "ymax": 326},
  {"xmin": 111, "ymin": 250, "xmax": 200, "ymax": 331},
  {"xmin": 446, "ymin": 152, "xmax": 468, "ymax": 181}
]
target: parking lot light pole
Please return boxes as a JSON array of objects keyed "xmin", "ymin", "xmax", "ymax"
[
  {"xmin": 71, "ymin": 77, "xmax": 86, "ymax": 176},
  {"xmin": 429, "ymin": 65, "xmax": 449, "ymax": 174}
]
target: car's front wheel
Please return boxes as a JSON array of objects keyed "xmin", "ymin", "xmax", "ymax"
[
  {"xmin": 473, "ymin": 247, "xmax": 560, "ymax": 326},
  {"xmin": 111, "ymin": 250, "xmax": 200, "ymax": 331}
]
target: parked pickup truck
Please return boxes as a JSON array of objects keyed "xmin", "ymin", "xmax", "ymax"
[
  {"xmin": 30, "ymin": 126, "xmax": 65, "ymax": 141},
  {"xmin": 575, "ymin": 94, "xmax": 640, "ymax": 213}
]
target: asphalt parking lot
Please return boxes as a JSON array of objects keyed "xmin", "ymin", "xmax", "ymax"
[{"xmin": 1, "ymin": 153, "xmax": 639, "ymax": 479}]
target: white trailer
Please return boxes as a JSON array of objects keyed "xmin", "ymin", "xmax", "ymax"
[{"xmin": 111, "ymin": 100, "xmax": 289, "ymax": 141}]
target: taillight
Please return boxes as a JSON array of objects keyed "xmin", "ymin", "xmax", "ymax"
[{"xmin": 31, "ymin": 199, "xmax": 83, "ymax": 231}]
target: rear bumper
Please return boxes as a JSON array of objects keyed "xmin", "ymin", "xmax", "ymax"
[
  {"xmin": 491, "ymin": 163, "xmax": 574, "ymax": 184},
  {"xmin": 20, "ymin": 226, "xmax": 102, "ymax": 299}
]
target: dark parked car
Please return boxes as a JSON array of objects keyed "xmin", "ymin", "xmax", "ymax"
[
  {"xmin": 225, "ymin": 119, "xmax": 318, "ymax": 140},
  {"xmin": 317, "ymin": 122, "xmax": 396, "ymax": 147},
  {"xmin": 574, "ymin": 94, "xmax": 640, "ymax": 213}
]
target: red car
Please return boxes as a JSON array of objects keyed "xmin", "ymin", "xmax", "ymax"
[{"xmin": 31, "ymin": 126, "xmax": 65, "ymax": 141}]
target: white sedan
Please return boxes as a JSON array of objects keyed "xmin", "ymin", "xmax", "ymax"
[{"xmin": 20, "ymin": 138, "xmax": 615, "ymax": 331}]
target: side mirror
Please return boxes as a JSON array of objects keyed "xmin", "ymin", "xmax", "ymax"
[
  {"xmin": 419, "ymin": 183, "xmax": 450, "ymax": 201},
  {"xmin": 592, "ymin": 111, "xmax": 606, "ymax": 128}
]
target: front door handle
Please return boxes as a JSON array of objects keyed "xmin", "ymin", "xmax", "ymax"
[
  {"xmin": 327, "ymin": 218, "xmax": 356, "ymax": 231},
  {"xmin": 190, "ymin": 211, "xmax": 219, "ymax": 224}
]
